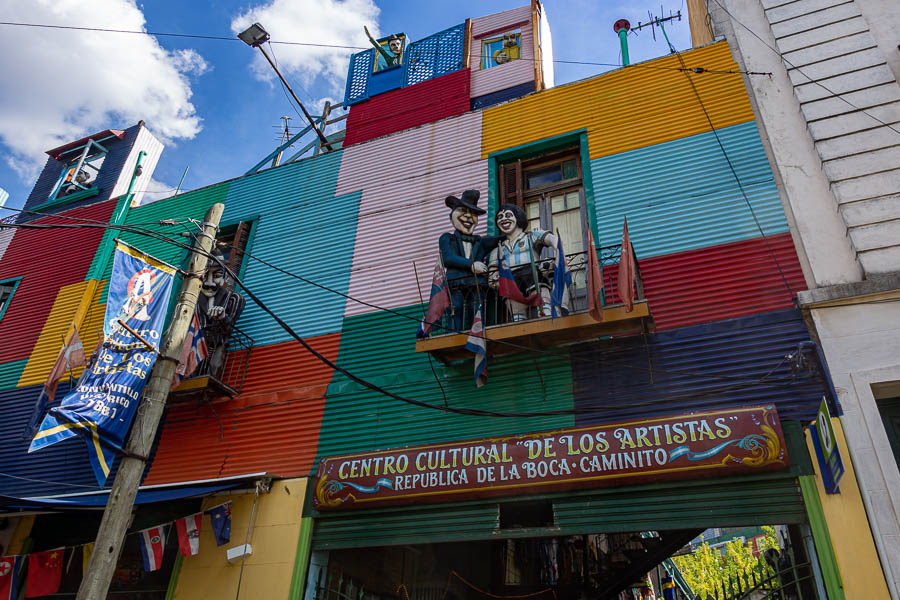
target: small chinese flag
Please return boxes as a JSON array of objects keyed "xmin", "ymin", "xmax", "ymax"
[{"xmin": 26, "ymin": 549, "xmax": 63, "ymax": 598}]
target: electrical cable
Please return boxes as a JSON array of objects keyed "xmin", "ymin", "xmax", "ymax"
[
  {"xmin": 707, "ymin": 0, "xmax": 900, "ymax": 137},
  {"xmin": 0, "ymin": 20, "xmax": 771, "ymax": 76},
  {"xmin": 3, "ymin": 208, "xmax": 821, "ymax": 418},
  {"xmin": 3, "ymin": 205, "xmax": 802, "ymax": 386},
  {"xmin": 659, "ymin": 30, "xmax": 797, "ymax": 299}
]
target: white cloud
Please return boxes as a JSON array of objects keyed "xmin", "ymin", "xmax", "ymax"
[
  {"xmin": 136, "ymin": 176, "xmax": 177, "ymax": 206},
  {"xmin": 0, "ymin": 0, "xmax": 206, "ymax": 183},
  {"xmin": 231, "ymin": 0, "xmax": 380, "ymax": 105}
]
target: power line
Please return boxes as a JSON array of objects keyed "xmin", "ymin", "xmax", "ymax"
[
  {"xmin": 0, "ymin": 20, "xmax": 770, "ymax": 76},
  {"xmin": 659, "ymin": 27, "xmax": 797, "ymax": 299},
  {"xmin": 2, "ymin": 210, "xmax": 817, "ymax": 418},
  {"xmin": 707, "ymin": 0, "xmax": 900, "ymax": 137}
]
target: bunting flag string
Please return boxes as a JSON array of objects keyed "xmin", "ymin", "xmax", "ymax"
[{"xmin": 4, "ymin": 499, "xmax": 236, "ymax": 596}]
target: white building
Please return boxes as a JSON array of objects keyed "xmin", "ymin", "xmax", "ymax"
[{"xmin": 707, "ymin": 0, "xmax": 900, "ymax": 596}]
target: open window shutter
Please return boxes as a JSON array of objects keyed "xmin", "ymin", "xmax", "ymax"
[
  {"xmin": 227, "ymin": 221, "xmax": 250, "ymax": 287},
  {"xmin": 498, "ymin": 161, "xmax": 523, "ymax": 208}
]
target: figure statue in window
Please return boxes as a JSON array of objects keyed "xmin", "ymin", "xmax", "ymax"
[
  {"xmin": 438, "ymin": 190, "xmax": 501, "ymax": 332},
  {"xmin": 488, "ymin": 204, "xmax": 558, "ymax": 321},
  {"xmin": 197, "ymin": 250, "xmax": 246, "ymax": 378},
  {"xmin": 364, "ymin": 26, "xmax": 403, "ymax": 70}
]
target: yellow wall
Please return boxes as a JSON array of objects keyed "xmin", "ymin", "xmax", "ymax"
[
  {"xmin": 17, "ymin": 279, "xmax": 105, "ymax": 387},
  {"xmin": 172, "ymin": 478, "xmax": 308, "ymax": 599},
  {"xmin": 806, "ymin": 418, "xmax": 890, "ymax": 599},
  {"xmin": 481, "ymin": 41, "xmax": 755, "ymax": 160}
]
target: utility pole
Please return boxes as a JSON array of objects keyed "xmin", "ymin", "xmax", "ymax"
[{"xmin": 77, "ymin": 202, "xmax": 224, "ymax": 600}]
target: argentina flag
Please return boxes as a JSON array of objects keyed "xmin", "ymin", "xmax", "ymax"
[{"xmin": 28, "ymin": 241, "xmax": 175, "ymax": 485}]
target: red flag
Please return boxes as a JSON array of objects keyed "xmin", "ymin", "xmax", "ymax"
[
  {"xmin": 587, "ymin": 229, "xmax": 604, "ymax": 322},
  {"xmin": 25, "ymin": 549, "xmax": 63, "ymax": 598},
  {"xmin": 617, "ymin": 217, "xmax": 635, "ymax": 313},
  {"xmin": 417, "ymin": 261, "xmax": 451, "ymax": 337},
  {"xmin": 176, "ymin": 513, "xmax": 202, "ymax": 557},
  {"xmin": 0, "ymin": 555, "xmax": 22, "ymax": 600},
  {"xmin": 43, "ymin": 326, "xmax": 85, "ymax": 404},
  {"xmin": 497, "ymin": 260, "xmax": 543, "ymax": 307}
]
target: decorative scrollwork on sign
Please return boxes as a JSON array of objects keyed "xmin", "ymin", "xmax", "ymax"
[
  {"xmin": 668, "ymin": 406, "xmax": 785, "ymax": 468},
  {"xmin": 315, "ymin": 474, "xmax": 394, "ymax": 508}
]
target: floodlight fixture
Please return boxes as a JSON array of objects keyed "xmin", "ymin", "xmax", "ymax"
[{"xmin": 238, "ymin": 23, "xmax": 270, "ymax": 47}]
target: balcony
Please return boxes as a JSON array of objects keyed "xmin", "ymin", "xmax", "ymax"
[
  {"xmin": 169, "ymin": 324, "xmax": 255, "ymax": 401},
  {"xmin": 415, "ymin": 244, "xmax": 653, "ymax": 362}
]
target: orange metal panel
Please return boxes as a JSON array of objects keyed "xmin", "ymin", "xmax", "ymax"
[{"xmin": 144, "ymin": 333, "xmax": 340, "ymax": 484}]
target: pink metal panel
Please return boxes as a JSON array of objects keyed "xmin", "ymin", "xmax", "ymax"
[
  {"xmin": 336, "ymin": 112, "xmax": 487, "ymax": 317},
  {"xmin": 470, "ymin": 5, "xmax": 536, "ymax": 98}
]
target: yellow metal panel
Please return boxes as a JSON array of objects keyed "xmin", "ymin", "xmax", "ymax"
[
  {"xmin": 17, "ymin": 279, "xmax": 102, "ymax": 387},
  {"xmin": 805, "ymin": 420, "xmax": 891, "ymax": 599},
  {"xmin": 481, "ymin": 41, "xmax": 755, "ymax": 159},
  {"xmin": 173, "ymin": 478, "xmax": 308, "ymax": 600}
]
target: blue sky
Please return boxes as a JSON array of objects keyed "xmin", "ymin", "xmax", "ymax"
[{"xmin": 0, "ymin": 0, "xmax": 690, "ymax": 214}]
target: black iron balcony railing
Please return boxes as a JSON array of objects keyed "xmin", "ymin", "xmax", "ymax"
[{"xmin": 416, "ymin": 243, "xmax": 651, "ymax": 361}]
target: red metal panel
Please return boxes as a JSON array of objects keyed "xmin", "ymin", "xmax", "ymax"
[
  {"xmin": 0, "ymin": 199, "xmax": 117, "ymax": 364},
  {"xmin": 604, "ymin": 233, "xmax": 805, "ymax": 331},
  {"xmin": 144, "ymin": 334, "xmax": 340, "ymax": 484},
  {"xmin": 343, "ymin": 68, "xmax": 471, "ymax": 147}
]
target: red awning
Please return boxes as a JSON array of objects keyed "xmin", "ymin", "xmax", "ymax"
[{"xmin": 46, "ymin": 129, "xmax": 125, "ymax": 161}]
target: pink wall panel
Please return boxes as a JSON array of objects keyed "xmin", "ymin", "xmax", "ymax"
[
  {"xmin": 469, "ymin": 5, "xmax": 536, "ymax": 98},
  {"xmin": 336, "ymin": 112, "xmax": 487, "ymax": 317}
]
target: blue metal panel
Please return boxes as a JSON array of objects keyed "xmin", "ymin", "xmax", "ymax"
[
  {"xmin": 590, "ymin": 121, "xmax": 788, "ymax": 258},
  {"xmin": 221, "ymin": 151, "xmax": 357, "ymax": 345},
  {"xmin": 402, "ymin": 23, "xmax": 466, "ymax": 87},
  {"xmin": 20, "ymin": 124, "xmax": 140, "ymax": 222},
  {"xmin": 471, "ymin": 81, "xmax": 535, "ymax": 110},
  {"xmin": 0, "ymin": 382, "xmax": 154, "ymax": 497},
  {"xmin": 344, "ymin": 50, "xmax": 373, "ymax": 106},
  {"xmin": 571, "ymin": 309, "xmax": 824, "ymax": 426},
  {"xmin": 366, "ymin": 65, "xmax": 403, "ymax": 98}
]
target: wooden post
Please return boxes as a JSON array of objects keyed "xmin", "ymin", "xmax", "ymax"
[
  {"xmin": 76, "ymin": 203, "xmax": 224, "ymax": 600},
  {"xmin": 686, "ymin": 0, "xmax": 714, "ymax": 47}
]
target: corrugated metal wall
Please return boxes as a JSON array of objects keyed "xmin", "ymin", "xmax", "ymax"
[
  {"xmin": 591, "ymin": 121, "xmax": 788, "ymax": 258},
  {"xmin": 481, "ymin": 42, "xmax": 755, "ymax": 160},
  {"xmin": 571, "ymin": 309, "xmax": 824, "ymax": 425},
  {"xmin": 469, "ymin": 5, "xmax": 535, "ymax": 98},
  {"xmin": 343, "ymin": 68, "xmax": 471, "ymax": 148},
  {"xmin": 113, "ymin": 125, "xmax": 165, "ymax": 207},
  {"xmin": 16, "ymin": 279, "xmax": 100, "ymax": 387},
  {"xmin": 337, "ymin": 111, "xmax": 487, "ymax": 317},
  {"xmin": 314, "ymin": 305, "xmax": 574, "ymax": 464},
  {"xmin": 0, "ymin": 199, "xmax": 116, "ymax": 367}
]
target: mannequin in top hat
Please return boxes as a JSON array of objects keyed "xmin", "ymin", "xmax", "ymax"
[
  {"xmin": 438, "ymin": 190, "xmax": 501, "ymax": 332},
  {"xmin": 198, "ymin": 249, "xmax": 246, "ymax": 378}
]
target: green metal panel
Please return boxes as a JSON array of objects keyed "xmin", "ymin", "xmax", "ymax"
[
  {"xmin": 553, "ymin": 473, "xmax": 806, "ymax": 533},
  {"xmin": 315, "ymin": 305, "xmax": 575, "ymax": 462},
  {"xmin": 289, "ymin": 517, "xmax": 315, "ymax": 600},
  {"xmin": 798, "ymin": 475, "xmax": 845, "ymax": 600},
  {"xmin": 312, "ymin": 502, "xmax": 500, "ymax": 550},
  {"xmin": 0, "ymin": 359, "xmax": 27, "ymax": 390}
]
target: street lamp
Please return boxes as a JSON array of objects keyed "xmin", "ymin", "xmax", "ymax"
[{"xmin": 237, "ymin": 23, "xmax": 333, "ymax": 152}]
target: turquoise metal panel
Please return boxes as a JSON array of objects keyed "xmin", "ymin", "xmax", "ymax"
[
  {"xmin": 590, "ymin": 121, "xmax": 788, "ymax": 258},
  {"xmin": 220, "ymin": 151, "xmax": 353, "ymax": 344}
]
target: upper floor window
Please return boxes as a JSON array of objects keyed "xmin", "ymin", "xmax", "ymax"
[
  {"xmin": 481, "ymin": 31, "xmax": 521, "ymax": 69},
  {"xmin": 0, "ymin": 277, "xmax": 22, "ymax": 322},
  {"xmin": 47, "ymin": 139, "xmax": 109, "ymax": 204}
]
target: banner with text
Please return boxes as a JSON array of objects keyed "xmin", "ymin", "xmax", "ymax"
[
  {"xmin": 29, "ymin": 241, "xmax": 176, "ymax": 485},
  {"xmin": 314, "ymin": 405, "xmax": 789, "ymax": 510}
]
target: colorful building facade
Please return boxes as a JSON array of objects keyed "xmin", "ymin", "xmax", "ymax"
[{"xmin": 0, "ymin": 4, "xmax": 888, "ymax": 598}]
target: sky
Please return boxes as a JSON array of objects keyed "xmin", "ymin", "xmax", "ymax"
[{"xmin": 0, "ymin": 0, "xmax": 691, "ymax": 214}]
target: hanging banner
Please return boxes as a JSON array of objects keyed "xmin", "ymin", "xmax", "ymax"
[
  {"xmin": 314, "ymin": 405, "xmax": 789, "ymax": 510},
  {"xmin": 29, "ymin": 241, "xmax": 176, "ymax": 485}
]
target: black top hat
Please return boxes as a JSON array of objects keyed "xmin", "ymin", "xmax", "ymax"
[{"xmin": 444, "ymin": 189, "xmax": 485, "ymax": 215}]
